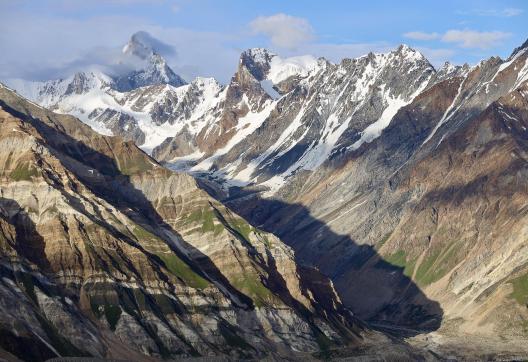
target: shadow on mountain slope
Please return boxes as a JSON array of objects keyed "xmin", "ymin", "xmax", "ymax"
[
  {"xmin": 200, "ymin": 184, "xmax": 444, "ymax": 337},
  {"xmin": 0, "ymin": 197, "xmax": 52, "ymax": 272},
  {"xmin": 0, "ymin": 197, "xmax": 96, "ymax": 360}
]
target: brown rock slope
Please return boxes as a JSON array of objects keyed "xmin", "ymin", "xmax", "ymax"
[
  {"xmin": 0, "ymin": 84, "xmax": 386, "ymax": 361},
  {"xmin": 382, "ymin": 81, "xmax": 528, "ymax": 336}
]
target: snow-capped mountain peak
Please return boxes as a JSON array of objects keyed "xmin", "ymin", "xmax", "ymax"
[
  {"xmin": 64, "ymin": 71, "xmax": 113, "ymax": 95},
  {"xmin": 115, "ymin": 32, "xmax": 186, "ymax": 91},
  {"xmin": 2, "ymin": 32, "xmax": 196, "ymax": 150},
  {"xmin": 393, "ymin": 44, "xmax": 426, "ymax": 61},
  {"xmin": 241, "ymin": 48, "xmax": 275, "ymax": 66},
  {"xmin": 5, "ymin": 42, "xmax": 443, "ymax": 168},
  {"xmin": 113, "ymin": 53, "xmax": 185, "ymax": 92}
]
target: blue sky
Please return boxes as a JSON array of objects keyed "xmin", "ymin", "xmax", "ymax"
[{"xmin": 1, "ymin": 0, "xmax": 527, "ymax": 83}]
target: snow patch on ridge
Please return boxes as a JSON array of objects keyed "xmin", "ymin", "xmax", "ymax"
[
  {"xmin": 350, "ymin": 77, "xmax": 430, "ymax": 151},
  {"xmin": 232, "ymin": 95, "xmax": 315, "ymax": 187},
  {"xmin": 6, "ymin": 71, "xmax": 113, "ymax": 109},
  {"xmin": 191, "ymin": 96, "xmax": 276, "ymax": 179},
  {"xmin": 267, "ymin": 55, "xmax": 319, "ymax": 84},
  {"xmin": 513, "ymin": 57, "xmax": 528, "ymax": 89},
  {"xmin": 350, "ymin": 87, "xmax": 408, "ymax": 151},
  {"xmin": 167, "ymin": 151, "xmax": 205, "ymax": 171}
]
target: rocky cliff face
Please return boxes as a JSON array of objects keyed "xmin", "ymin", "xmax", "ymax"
[
  {"xmin": 181, "ymin": 45, "xmax": 435, "ymax": 193},
  {"xmin": 0, "ymin": 84, "xmax": 407, "ymax": 361}
]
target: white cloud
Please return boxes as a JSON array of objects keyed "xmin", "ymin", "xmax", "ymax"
[
  {"xmin": 502, "ymin": 8, "xmax": 524, "ymax": 17},
  {"xmin": 403, "ymin": 29, "xmax": 511, "ymax": 50},
  {"xmin": 403, "ymin": 31, "xmax": 440, "ymax": 41},
  {"xmin": 2, "ymin": 3, "xmax": 508, "ymax": 88},
  {"xmin": 0, "ymin": 8, "xmax": 394, "ymax": 85},
  {"xmin": 250, "ymin": 13, "xmax": 314, "ymax": 49},
  {"xmin": 460, "ymin": 8, "xmax": 523, "ymax": 17},
  {"xmin": 170, "ymin": 0, "xmax": 188, "ymax": 13},
  {"xmin": 441, "ymin": 30, "xmax": 511, "ymax": 49}
]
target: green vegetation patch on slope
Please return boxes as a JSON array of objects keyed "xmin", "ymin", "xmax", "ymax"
[
  {"xmin": 90, "ymin": 301, "xmax": 122, "ymax": 331},
  {"xmin": 181, "ymin": 204, "xmax": 272, "ymax": 249},
  {"xmin": 132, "ymin": 224, "xmax": 171, "ymax": 252},
  {"xmin": 376, "ymin": 231, "xmax": 393, "ymax": 251},
  {"xmin": 133, "ymin": 225, "xmax": 163, "ymax": 242},
  {"xmin": 200, "ymin": 208, "xmax": 224, "ymax": 235},
  {"xmin": 157, "ymin": 252, "xmax": 209, "ymax": 290},
  {"xmin": 115, "ymin": 152, "xmax": 153, "ymax": 176},
  {"xmin": 232, "ymin": 273, "xmax": 276, "ymax": 308},
  {"xmin": 383, "ymin": 249, "xmax": 416, "ymax": 278},
  {"xmin": 260, "ymin": 235, "xmax": 272, "ymax": 248},
  {"xmin": 19, "ymin": 273, "xmax": 38, "ymax": 304},
  {"xmin": 182, "ymin": 207, "xmax": 224, "ymax": 235},
  {"xmin": 220, "ymin": 208, "xmax": 272, "ymax": 248},
  {"xmin": 510, "ymin": 272, "xmax": 528, "ymax": 305},
  {"xmin": 10, "ymin": 162, "xmax": 39, "ymax": 181},
  {"xmin": 103, "ymin": 305, "xmax": 122, "ymax": 330},
  {"xmin": 229, "ymin": 218, "xmax": 253, "ymax": 241},
  {"xmin": 132, "ymin": 224, "xmax": 209, "ymax": 289},
  {"xmin": 415, "ymin": 241, "xmax": 463, "ymax": 287}
]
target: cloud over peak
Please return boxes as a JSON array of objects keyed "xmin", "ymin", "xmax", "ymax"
[
  {"xmin": 124, "ymin": 31, "xmax": 177, "ymax": 59},
  {"xmin": 249, "ymin": 13, "xmax": 314, "ymax": 49},
  {"xmin": 460, "ymin": 8, "xmax": 524, "ymax": 17},
  {"xmin": 442, "ymin": 30, "xmax": 510, "ymax": 49}
]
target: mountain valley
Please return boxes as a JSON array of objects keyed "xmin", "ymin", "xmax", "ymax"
[{"xmin": 3, "ymin": 30, "xmax": 528, "ymax": 361}]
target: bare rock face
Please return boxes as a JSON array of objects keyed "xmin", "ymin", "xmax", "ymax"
[
  {"xmin": 90, "ymin": 108, "xmax": 146, "ymax": 144},
  {"xmin": 153, "ymin": 45, "xmax": 436, "ymax": 188},
  {"xmin": 0, "ymin": 84, "xmax": 407, "ymax": 361},
  {"xmin": 384, "ymin": 85, "xmax": 528, "ymax": 337},
  {"xmin": 113, "ymin": 53, "xmax": 186, "ymax": 92}
]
